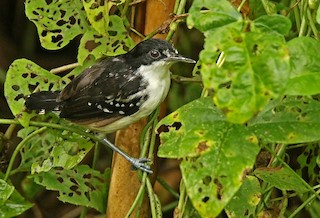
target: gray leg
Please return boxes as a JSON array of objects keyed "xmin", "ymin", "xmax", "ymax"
[{"xmin": 100, "ymin": 138, "xmax": 153, "ymax": 174}]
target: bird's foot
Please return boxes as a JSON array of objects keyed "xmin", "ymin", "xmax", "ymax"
[{"xmin": 129, "ymin": 157, "xmax": 153, "ymax": 174}]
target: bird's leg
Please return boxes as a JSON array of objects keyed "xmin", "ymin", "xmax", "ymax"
[{"xmin": 99, "ymin": 138, "xmax": 153, "ymax": 174}]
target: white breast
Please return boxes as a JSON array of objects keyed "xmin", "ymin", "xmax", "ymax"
[{"xmin": 89, "ymin": 61, "xmax": 171, "ymax": 133}]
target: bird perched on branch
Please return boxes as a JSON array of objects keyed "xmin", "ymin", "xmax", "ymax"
[{"xmin": 25, "ymin": 38, "xmax": 195, "ymax": 173}]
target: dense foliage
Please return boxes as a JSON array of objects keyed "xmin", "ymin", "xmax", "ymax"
[{"xmin": 1, "ymin": 0, "xmax": 320, "ymax": 217}]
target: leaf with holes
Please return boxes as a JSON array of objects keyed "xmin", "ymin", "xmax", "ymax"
[
  {"xmin": 254, "ymin": 167, "xmax": 309, "ymax": 193},
  {"xmin": 82, "ymin": 0, "xmax": 125, "ymax": 36},
  {"xmin": 32, "ymin": 165, "xmax": 110, "ymax": 213},
  {"xmin": 200, "ymin": 26, "xmax": 290, "ymax": 123},
  {"xmin": 78, "ymin": 15, "xmax": 134, "ymax": 64},
  {"xmin": 225, "ymin": 176, "xmax": 261, "ymax": 218},
  {"xmin": 157, "ymin": 97, "xmax": 226, "ymax": 158},
  {"xmin": 296, "ymin": 144, "xmax": 320, "ymax": 184},
  {"xmin": 25, "ymin": 0, "xmax": 88, "ymax": 49},
  {"xmin": 30, "ymin": 129, "xmax": 94, "ymax": 174},
  {"xmin": 16, "ymin": 126, "xmax": 94, "ymax": 173},
  {"xmin": 285, "ymin": 37, "xmax": 320, "ymax": 95},
  {"xmin": 187, "ymin": 0, "xmax": 242, "ymax": 33},
  {"xmin": 157, "ymin": 98, "xmax": 260, "ymax": 217},
  {"xmin": 4, "ymin": 59, "xmax": 63, "ymax": 126},
  {"xmin": 249, "ymin": 97, "xmax": 320, "ymax": 143}
]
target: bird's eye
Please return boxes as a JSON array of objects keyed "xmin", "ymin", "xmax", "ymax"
[{"xmin": 149, "ymin": 50, "xmax": 161, "ymax": 59}]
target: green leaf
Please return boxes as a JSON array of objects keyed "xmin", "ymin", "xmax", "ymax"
[
  {"xmin": 25, "ymin": 0, "xmax": 88, "ymax": 49},
  {"xmin": 285, "ymin": 37, "xmax": 320, "ymax": 95},
  {"xmin": 77, "ymin": 15, "xmax": 134, "ymax": 64},
  {"xmin": 0, "ymin": 179, "xmax": 14, "ymax": 205},
  {"xmin": 82, "ymin": 0, "xmax": 124, "ymax": 36},
  {"xmin": 0, "ymin": 173, "xmax": 32, "ymax": 218},
  {"xmin": 32, "ymin": 165, "xmax": 110, "ymax": 213},
  {"xmin": 4, "ymin": 59, "xmax": 63, "ymax": 126},
  {"xmin": 0, "ymin": 189, "xmax": 33, "ymax": 218},
  {"xmin": 296, "ymin": 144, "xmax": 320, "ymax": 184},
  {"xmin": 158, "ymin": 98, "xmax": 260, "ymax": 217},
  {"xmin": 285, "ymin": 73, "xmax": 320, "ymax": 95},
  {"xmin": 249, "ymin": 97, "xmax": 320, "ymax": 143},
  {"xmin": 17, "ymin": 127, "xmax": 94, "ymax": 173},
  {"xmin": 200, "ymin": 27, "xmax": 290, "ymax": 123},
  {"xmin": 253, "ymin": 15, "xmax": 291, "ymax": 35},
  {"xmin": 225, "ymin": 176, "xmax": 261, "ymax": 218},
  {"xmin": 254, "ymin": 167, "xmax": 309, "ymax": 193},
  {"xmin": 187, "ymin": 0, "xmax": 242, "ymax": 33},
  {"xmin": 157, "ymin": 97, "xmax": 226, "ymax": 158},
  {"xmin": 31, "ymin": 129, "xmax": 94, "ymax": 173}
]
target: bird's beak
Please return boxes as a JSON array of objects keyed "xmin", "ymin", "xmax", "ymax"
[{"xmin": 165, "ymin": 52, "xmax": 196, "ymax": 64}]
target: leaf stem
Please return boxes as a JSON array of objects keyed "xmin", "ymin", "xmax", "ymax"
[
  {"xmin": 177, "ymin": 178, "xmax": 187, "ymax": 218},
  {"xmin": 288, "ymin": 188, "xmax": 320, "ymax": 218},
  {"xmin": 4, "ymin": 126, "xmax": 47, "ymax": 181},
  {"xmin": 125, "ymin": 172, "xmax": 148, "ymax": 218},
  {"xmin": 171, "ymin": 75, "xmax": 202, "ymax": 83},
  {"xmin": 157, "ymin": 176, "xmax": 180, "ymax": 199},
  {"xmin": 237, "ymin": 0, "xmax": 247, "ymax": 12},
  {"xmin": 263, "ymin": 145, "xmax": 320, "ymax": 200},
  {"xmin": 4, "ymin": 124, "xmax": 16, "ymax": 139},
  {"xmin": 307, "ymin": 9, "xmax": 319, "ymax": 39},
  {"xmin": 146, "ymin": 177, "xmax": 158, "ymax": 217},
  {"xmin": 162, "ymin": 200, "xmax": 178, "ymax": 213}
]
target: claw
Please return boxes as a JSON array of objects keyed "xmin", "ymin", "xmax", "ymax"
[{"xmin": 130, "ymin": 158, "xmax": 153, "ymax": 174}]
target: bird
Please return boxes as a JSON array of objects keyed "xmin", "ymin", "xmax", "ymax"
[{"xmin": 25, "ymin": 38, "xmax": 196, "ymax": 173}]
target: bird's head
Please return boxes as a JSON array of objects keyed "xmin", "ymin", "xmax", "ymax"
[{"xmin": 124, "ymin": 38, "xmax": 196, "ymax": 69}]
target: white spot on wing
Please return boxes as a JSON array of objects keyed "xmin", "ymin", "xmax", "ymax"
[
  {"xmin": 103, "ymin": 108, "xmax": 112, "ymax": 113},
  {"xmin": 119, "ymin": 111, "xmax": 125, "ymax": 115}
]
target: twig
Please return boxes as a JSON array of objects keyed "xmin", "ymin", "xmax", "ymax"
[
  {"xmin": 171, "ymin": 75, "xmax": 202, "ymax": 83},
  {"xmin": 50, "ymin": 63, "xmax": 79, "ymax": 74},
  {"xmin": 129, "ymin": 0, "xmax": 146, "ymax": 6}
]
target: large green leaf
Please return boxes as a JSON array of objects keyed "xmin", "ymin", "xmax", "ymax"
[
  {"xmin": 200, "ymin": 27, "xmax": 290, "ymax": 123},
  {"xmin": 4, "ymin": 59, "xmax": 63, "ymax": 126},
  {"xmin": 285, "ymin": 37, "xmax": 320, "ymax": 95},
  {"xmin": 225, "ymin": 176, "xmax": 261, "ymax": 218},
  {"xmin": 158, "ymin": 98, "xmax": 260, "ymax": 217},
  {"xmin": 17, "ymin": 127, "xmax": 94, "ymax": 174},
  {"xmin": 249, "ymin": 97, "xmax": 320, "ymax": 143},
  {"xmin": 157, "ymin": 98, "xmax": 226, "ymax": 158},
  {"xmin": 4, "ymin": 59, "xmax": 94, "ymax": 126},
  {"xmin": 253, "ymin": 15, "xmax": 291, "ymax": 35},
  {"xmin": 254, "ymin": 167, "xmax": 309, "ymax": 193},
  {"xmin": 187, "ymin": 0, "xmax": 242, "ymax": 33},
  {"xmin": 25, "ymin": 0, "xmax": 88, "ymax": 49},
  {"xmin": 32, "ymin": 165, "xmax": 110, "ymax": 213},
  {"xmin": 25, "ymin": 0, "xmax": 133, "ymax": 64}
]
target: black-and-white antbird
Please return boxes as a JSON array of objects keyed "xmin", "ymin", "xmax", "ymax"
[{"xmin": 25, "ymin": 38, "xmax": 196, "ymax": 173}]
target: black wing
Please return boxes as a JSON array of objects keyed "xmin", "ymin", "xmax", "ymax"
[{"xmin": 58, "ymin": 57, "xmax": 147, "ymax": 123}]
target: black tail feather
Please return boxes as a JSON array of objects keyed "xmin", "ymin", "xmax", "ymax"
[{"xmin": 25, "ymin": 91, "xmax": 61, "ymax": 111}]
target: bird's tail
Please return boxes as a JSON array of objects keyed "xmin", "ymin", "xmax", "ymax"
[{"xmin": 25, "ymin": 91, "xmax": 61, "ymax": 111}]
